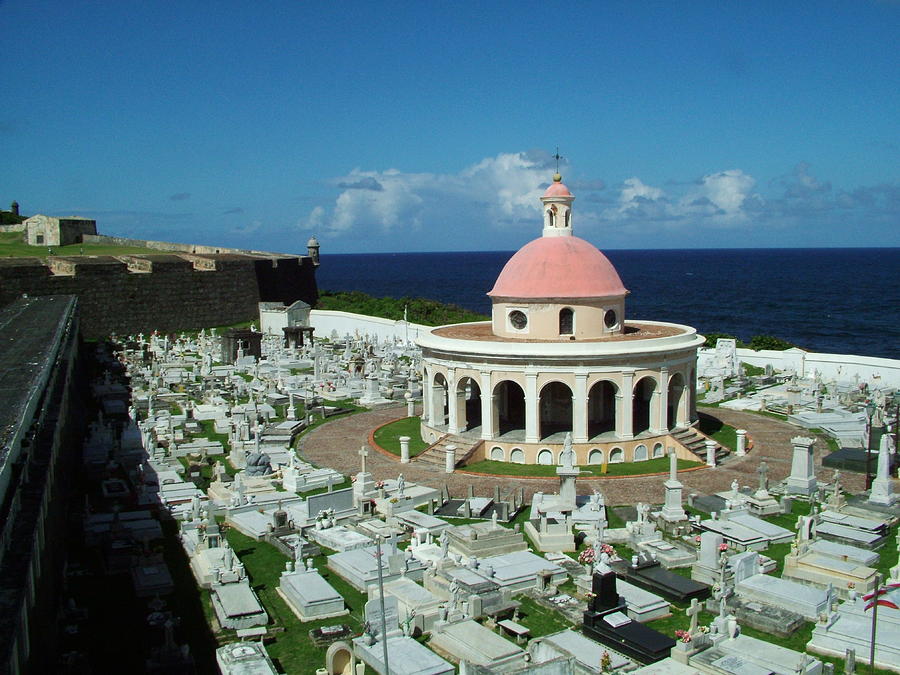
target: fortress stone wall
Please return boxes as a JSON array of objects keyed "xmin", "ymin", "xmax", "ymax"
[{"xmin": 0, "ymin": 252, "xmax": 318, "ymax": 339}]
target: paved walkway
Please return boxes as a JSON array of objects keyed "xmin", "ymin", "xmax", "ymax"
[{"xmin": 298, "ymin": 405, "xmax": 864, "ymax": 506}]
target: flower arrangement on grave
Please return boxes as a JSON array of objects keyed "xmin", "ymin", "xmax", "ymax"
[
  {"xmin": 694, "ymin": 535, "xmax": 702, "ymax": 546},
  {"xmin": 600, "ymin": 650, "xmax": 612, "ymax": 672},
  {"xmin": 586, "ymin": 591, "xmax": 597, "ymax": 600},
  {"xmin": 374, "ymin": 480, "xmax": 385, "ymax": 489},
  {"xmin": 599, "ymin": 543, "xmax": 615, "ymax": 557},
  {"xmin": 674, "ymin": 629, "xmax": 692, "ymax": 643},
  {"xmin": 578, "ymin": 548, "xmax": 596, "ymax": 565},
  {"xmin": 718, "ymin": 543, "xmax": 729, "ymax": 552},
  {"xmin": 351, "ymin": 475, "xmax": 358, "ymax": 482},
  {"xmin": 389, "ymin": 498, "xmax": 398, "ymax": 503}
]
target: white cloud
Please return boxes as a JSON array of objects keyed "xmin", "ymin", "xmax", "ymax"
[{"xmin": 301, "ymin": 151, "xmax": 564, "ymax": 234}]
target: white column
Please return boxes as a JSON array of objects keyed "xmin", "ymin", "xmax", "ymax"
[
  {"xmin": 400, "ymin": 436, "xmax": 411, "ymax": 463},
  {"xmin": 480, "ymin": 372, "xmax": 494, "ymax": 440},
  {"xmin": 573, "ymin": 373, "xmax": 588, "ymax": 443},
  {"xmin": 651, "ymin": 389, "xmax": 663, "ymax": 434},
  {"xmin": 422, "ymin": 367, "xmax": 431, "ymax": 425},
  {"xmin": 445, "ymin": 444, "xmax": 457, "ymax": 473},
  {"xmin": 446, "ymin": 368, "xmax": 458, "ymax": 433},
  {"xmin": 705, "ymin": 439, "xmax": 717, "ymax": 467},
  {"xmin": 657, "ymin": 368, "xmax": 669, "ymax": 432},
  {"xmin": 620, "ymin": 372, "xmax": 634, "ymax": 440},
  {"xmin": 735, "ymin": 429, "xmax": 747, "ymax": 456},
  {"xmin": 525, "ymin": 372, "xmax": 539, "ymax": 443}
]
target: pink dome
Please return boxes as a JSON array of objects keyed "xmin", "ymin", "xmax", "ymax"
[
  {"xmin": 543, "ymin": 180, "xmax": 572, "ymax": 198},
  {"xmin": 488, "ymin": 236, "xmax": 628, "ymax": 299}
]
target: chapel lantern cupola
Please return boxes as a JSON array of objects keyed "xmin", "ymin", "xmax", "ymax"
[{"xmin": 541, "ymin": 173, "xmax": 574, "ymax": 237}]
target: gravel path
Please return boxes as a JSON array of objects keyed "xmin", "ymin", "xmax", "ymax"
[{"xmin": 298, "ymin": 405, "xmax": 862, "ymax": 506}]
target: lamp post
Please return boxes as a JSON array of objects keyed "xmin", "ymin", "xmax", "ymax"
[{"xmin": 864, "ymin": 400, "xmax": 875, "ymax": 491}]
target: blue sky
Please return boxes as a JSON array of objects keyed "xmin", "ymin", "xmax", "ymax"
[{"xmin": 2, "ymin": 1, "xmax": 898, "ymax": 254}]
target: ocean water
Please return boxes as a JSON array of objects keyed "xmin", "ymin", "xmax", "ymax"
[{"xmin": 316, "ymin": 248, "xmax": 900, "ymax": 360}]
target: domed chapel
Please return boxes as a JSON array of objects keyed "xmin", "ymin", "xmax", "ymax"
[{"xmin": 416, "ymin": 174, "xmax": 706, "ymax": 466}]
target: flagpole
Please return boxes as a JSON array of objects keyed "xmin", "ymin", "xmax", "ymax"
[
  {"xmin": 376, "ymin": 535, "xmax": 390, "ymax": 674},
  {"xmin": 870, "ymin": 572, "xmax": 880, "ymax": 675}
]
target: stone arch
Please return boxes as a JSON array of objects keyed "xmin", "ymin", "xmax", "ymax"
[
  {"xmin": 537, "ymin": 449, "xmax": 554, "ymax": 465},
  {"xmin": 494, "ymin": 380, "xmax": 525, "ymax": 436},
  {"xmin": 490, "ymin": 446, "xmax": 504, "ymax": 462},
  {"xmin": 667, "ymin": 371, "xmax": 687, "ymax": 430},
  {"xmin": 559, "ymin": 307, "xmax": 574, "ymax": 335},
  {"xmin": 455, "ymin": 376, "xmax": 482, "ymax": 432},
  {"xmin": 429, "ymin": 372, "xmax": 449, "ymax": 427},
  {"xmin": 609, "ymin": 447, "xmax": 624, "ymax": 464},
  {"xmin": 539, "ymin": 381, "xmax": 573, "ymax": 439},
  {"xmin": 326, "ymin": 641, "xmax": 355, "ymax": 675},
  {"xmin": 509, "ymin": 448, "xmax": 525, "ymax": 464},
  {"xmin": 652, "ymin": 442, "xmax": 665, "ymax": 458},
  {"xmin": 633, "ymin": 444, "xmax": 648, "ymax": 462},
  {"xmin": 632, "ymin": 376, "xmax": 658, "ymax": 436},
  {"xmin": 588, "ymin": 448, "xmax": 604, "ymax": 465},
  {"xmin": 587, "ymin": 379, "xmax": 618, "ymax": 437}
]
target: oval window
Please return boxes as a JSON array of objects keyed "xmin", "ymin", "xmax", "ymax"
[
  {"xmin": 509, "ymin": 310, "xmax": 527, "ymax": 330},
  {"xmin": 604, "ymin": 309, "xmax": 617, "ymax": 329}
]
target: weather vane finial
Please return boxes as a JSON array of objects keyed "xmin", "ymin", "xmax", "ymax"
[{"xmin": 553, "ymin": 146, "xmax": 563, "ymax": 173}]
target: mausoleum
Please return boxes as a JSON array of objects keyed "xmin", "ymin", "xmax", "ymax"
[{"xmin": 417, "ymin": 174, "xmax": 706, "ymax": 465}]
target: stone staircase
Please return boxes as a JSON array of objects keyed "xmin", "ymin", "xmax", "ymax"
[
  {"xmin": 414, "ymin": 435, "xmax": 484, "ymax": 470},
  {"xmin": 671, "ymin": 427, "xmax": 727, "ymax": 462}
]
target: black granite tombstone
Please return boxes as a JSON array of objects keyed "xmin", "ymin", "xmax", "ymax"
[
  {"xmin": 610, "ymin": 556, "xmax": 710, "ymax": 603},
  {"xmin": 582, "ymin": 570, "xmax": 676, "ymax": 664}
]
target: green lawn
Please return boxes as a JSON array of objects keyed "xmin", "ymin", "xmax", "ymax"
[
  {"xmin": 0, "ymin": 230, "xmax": 160, "ymax": 256},
  {"xmin": 697, "ymin": 413, "xmax": 737, "ymax": 450},
  {"xmin": 462, "ymin": 457, "xmax": 702, "ymax": 477},
  {"xmin": 223, "ymin": 527, "xmax": 372, "ymax": 673},
  {"xmin": 511, "ymin": 595, "xmax": 573, "ymax": 637},
  {"xmin": 373, "ymin": 416, "xmax": 430, "ymax": 456}
]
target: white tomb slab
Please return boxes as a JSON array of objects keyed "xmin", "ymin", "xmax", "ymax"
[
  {"xmin": 719, "ymin": 511, "xmax": 794, "ymax": 544},
  {"xmin": 471, "ymin": 550, "xmax": 567, "ymax": 592},
  {"xmin": 429, "ymin": 619, "xmax": 526, "ymax": 669},
  {"xmin": 615, "ymin": 578, "xmax": 671, "ymax": 622},
  {"xmin": 631, "ymin": 658, "xmax": 700, "ymax": 674},
  {"xmin": 699, "ymin": 519, "xmax": 767, "ymax": 551},
  {"xmin": 278, "ymin": 568, "xmax": 347, "ymax": 622},
  {"xmin": 530, "ymin": 629, "xmax": 634, "ymax": 672},
  {"xmin": 699, "ymin": 634, "xmax": 823, "ymax": 675},
  {"xmin": 308, "ymin": 525, "xmax": 372, "ymax": 552},
  {"xmin": 395, "ymin": 510, "xmax": 451, "ymax": 535},
  {"xmin": 215, "ymin": 641, "xmax": 278, "ymax": 675},
  {"xmin": 736, "ymin": 574, "xmax": 830, "ymax": 620},
  {"xmin": 809, "ymin": 539, "xmax": 879, "ymax": 567},
  {"xmin": 819, "ymin": 510, "xmax": 885, "ymax": 533},
  {"xmin": 815, "ymin": 521, "xmax": 883, "ymax": 546},
  {"xmin": 809, "ymin": 591, "xmax": 900, "ymax": 672}
]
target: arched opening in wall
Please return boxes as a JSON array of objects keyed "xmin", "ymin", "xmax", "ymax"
[
  {"xmin": 326, "ymin": 641, "xmax": 354, "ymax": 675},
  {"xmin": 490, "ymin": 446, "xmax": 504, "ymax": 462},
  {"xmin": 537, "ymin": 449, "xmax": 554, "ymax": 465},
  {"xmin": 632, "ymin": 377, "xmax": 657, "ymax": 436},
  {"xmin": 588, "ymin": 449, "xmax": 604, "ymax": 465},
  {"xmin": 609, "ymin": 447, "xmax": 624, "ymax": 463},
  {"xmin": 653, "ymin": 442, "xmax": 665, "ymax": 458},
  {"xmin": 667, "ymin": 372, "xmax": 686, "ymax": 430},
  {"xmin": 588, "ymin": 380, "xmax": 617, "ymax": 437},
  {"xmin": 539, "ymin": 381, "xmax": 573, "ymax": 440},
  {"xmin": 494, "ymin": 380, "xmax": 525, "ymax": 437},
  {"xmin": 431, "ymin": 373, "xmax": 449, "ymax": 427},
  {"xmin": 510, "ymin": 448, "xmax": 525, "ymax": 464},
  {"xmin": 633, "ymin": 444, "xmax": 648, "ymax": 461},
  {"xmin": 559, "ymin": 308, "xmax": 574, "ymax": 335},
  {"xmin": 456, "ymin": 377, "xmax": 482, "ymax": 432}
]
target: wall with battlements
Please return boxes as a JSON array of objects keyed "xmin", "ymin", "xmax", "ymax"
[{"xmin": 0, "ymin": 252, "xmax": 318, "ymax": 338}]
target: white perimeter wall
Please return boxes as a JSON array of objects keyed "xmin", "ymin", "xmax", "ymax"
[
  {"xmin": 726, "ymin": 346, "xmax": 900, "ymax": 388},
  {"xmin": 309, "ymin": 309, "xmax": 430, "ymax": 344}
]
